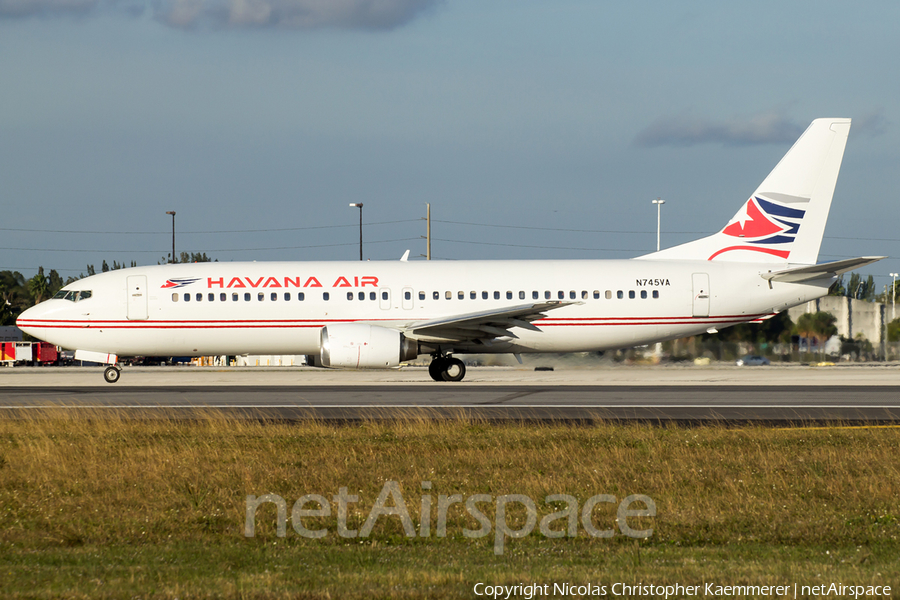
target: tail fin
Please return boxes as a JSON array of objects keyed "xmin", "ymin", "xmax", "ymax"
[{"xmin": 640, "ymin": 118, "xmax": 851, "ymax": 265}]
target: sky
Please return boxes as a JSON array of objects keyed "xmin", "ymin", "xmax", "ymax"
[{"xmin": 1, "ymin": 0, "xmax": 899, "ymax": 292}]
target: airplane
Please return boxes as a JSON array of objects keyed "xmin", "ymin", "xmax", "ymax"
[{"xmin": 17, "ymin": 118, "xmax": 883, "ymax": 383}]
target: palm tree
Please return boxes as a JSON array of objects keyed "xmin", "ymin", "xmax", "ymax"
[{"xmin": 28, "ymin": 267, "xmax": 50, "ymax": 305}]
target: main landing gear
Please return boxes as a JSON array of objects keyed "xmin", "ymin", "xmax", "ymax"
[
  {"xmin": 428, "ymin": 355, "xmax": 466, "ymax": 382},
  {"xmin": 103, "ymin": 365, "xmax": 122, "ymax": 384}
]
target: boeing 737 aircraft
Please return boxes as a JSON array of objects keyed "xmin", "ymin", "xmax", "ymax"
[{"xmin": 17, "ymin": 118, "xmax": 883, "ymax": 383}]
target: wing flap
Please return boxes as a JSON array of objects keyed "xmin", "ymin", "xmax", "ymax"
[{"xmin": 405, "ymin": 301, "xmax": 576, "ymax": 342}]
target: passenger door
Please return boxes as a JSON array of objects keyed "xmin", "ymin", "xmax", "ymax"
[{"xmin": 126, "ymin": 275, "xmax": 149, "ymax": 320}]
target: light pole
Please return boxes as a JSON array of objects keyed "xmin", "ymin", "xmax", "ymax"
[
  {"xmin": 651, "ymin": 198, "xmax": 665, "ymax": 251},
  {"xmin": 891, "ymin": 273, "xmax": 898, "ymax": 322},
  {"xmin": 165, "ymin": 211, "xmax": 176, "ymax": 264},
  {"xmin": 349, "ymin": 203, "xmax": 363, "ymax": 261}
]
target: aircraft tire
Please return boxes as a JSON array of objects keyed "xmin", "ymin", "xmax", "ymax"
[
  {"xmin": 103, "ymin": 366, "xmax": 121, "ymax": 384},
  {"xmin": 428, "ymin": 358, "xmax": 446, "ymax": 381},
  {"xmin": 441, "ymin": 358, "xmax": 466, "ymax": 382}
]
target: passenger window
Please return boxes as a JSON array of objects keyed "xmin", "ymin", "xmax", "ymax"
[
  {"xmin": 284, "ymin": 293, "xmax": 291, "ymax": 301},
  {"xmin": 405, "ymin": 291, "xmax": 411, "ymax": 300},
  {"xmin": 172, "ymin": 293, "xmax": 178, "ymax": 302},
  {"xmin": 233, "ymin": 293, "xmax": 239, "ymax": 301},
  {"xmin": 271, "ymin": 293, "xmax": 278, "ymax": 301},
  {"xmin": 493, "ymin": 291, "xmax": 500, "ymax": 300},
  {"xmin": 347, "ymin": 292, "xmax": 354, "ymax": 300},
  {"xmin": 358, "ymin": 292, "xmax": 365, "ymax": 301},
  {"xmin": 616, "ymin": 291, "xmax": 623, "ymax": 299},
  {"xmin": 506, "ymin": 291, "xmax": 513, "ymax": 300},
  {"xmin": 605, "ymin": 290, "xmax": 612, "ymax": 299},
  {"xmin": 323, "ymin": 292, "xmax": 330, "ymax": 301},
  {"xmin": 419, "ymin": 291, "xmax": 426, "ymax": 301},
  {"xmin": 519, "ymin": 291, "xmax": 525, "ymax": 300},
  {"xmin": 369, "ymin": 292, "xmax": 376, "ymax": 301},
  {"xmin": 244, "ymin": 293, "xmax": 251, "ymax": 301},
  {"xmin": 184, "ymin": 293, "xmax": 190, "ymax": 302},
  {"xmin": 382, "ymin": 291, "xmax": 388, "ymax": 300},
  {"xmin": 458, "ymin": 291, "xmax": 464, "ymax": 300},
  {"xmin": 298, "ymin": 292, "xmax": 305, "ymax": 301},
  {"xmin": 196, "ymin": 293, "xmax": 203, "ymax": 302},
  {"xmin": 533, "ymin": 291, "xmax": 539, "ymax": 300},
  {"xmin": 220, "ymin": 293, "xmax": 227, "ymax": 301},
  {"xmin": 558, "ymin": 291, "xmax": 564, "ymax": 299},
  {"xmin": 569, "ymin": 291, "xmax": 576, "ymax": 299},
  {"xmin": 258, "ymin": 292, "xmax": 264, "ymax": 301},
  {"xmin": 641, "ymin": 290, "xmax": 648, "ymax": 299},
  {"xmin": 652, "ymin": 290, "xmax": 659, "ymax": 299},
  {"xmin": 482, "ymin": 291, "xmax": 488, "ymax": 300},
  {"xmin": 446, "ymin": 291, "xmax": 452, "ymax": 300},
  {"xmin": 470, "ymin": 291, "xmax": 477, "ymax": 300},
  {"xmin": 629, "ymin": 291, "xmax": 635, "ymax": 299},
  {"xmin": 433, "ymin": 291, "xmax": 440, "ymax": 300},
  {"xmin": 544, "ymin": 291, "xmax": 551, "ymax": 299},
  {"xmin": 208, "ymin": 293, "xmax": 215, "ymax": 302},
  {"xmin": 593, "ymin": 291, "xmax": 600, "ymax": 299}
]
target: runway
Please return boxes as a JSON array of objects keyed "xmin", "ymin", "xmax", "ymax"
[{"xmin": 2, "ymin": 383, "xmax": 900, "ymax": 423}]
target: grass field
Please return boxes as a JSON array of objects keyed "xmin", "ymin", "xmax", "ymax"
[{"xmin": 1, "ymin": 411, "xmax": 898, "ymax": 599}]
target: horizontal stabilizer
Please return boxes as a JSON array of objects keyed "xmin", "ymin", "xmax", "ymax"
[{"xmin": 761, "ymin": 256, "xmax": 886, "ymax": 283}]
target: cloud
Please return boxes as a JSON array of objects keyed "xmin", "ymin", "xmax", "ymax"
[
  {"xmin": 154, "ymin": 0, "xmax": 441, "ymax": 29},
  {"xmin": 0, "ymin": 0, "xmax": 103, "ymax": 17},
  {"xmin": 635, "ymin": 112, "xmax": 806, "ymax": 148},
  {"xmin": 853, "ymin": 108, "xmax": 889, "ymax": 137},
  {"xmin": 0, "ymin": 0, "xmax": 441, "ymax": 29}
]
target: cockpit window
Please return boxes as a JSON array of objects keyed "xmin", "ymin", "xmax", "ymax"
[{"xmin": 53, "ymin": 290, "xmax": 92, "ymax": 302}]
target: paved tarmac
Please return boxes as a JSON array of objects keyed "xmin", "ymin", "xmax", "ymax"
[{"xmin": 2, "ymin": 364, "xmax": 899, "ymax": 423}]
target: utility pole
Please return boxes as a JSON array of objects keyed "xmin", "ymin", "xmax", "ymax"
[
  {"xmin": 165, "ymin": 211, "xmax": 176, "ymax": 264},
  {"xmin": 651, "ymin": 198, "xmax": 665, "ymax": 251},
  {"xmin": 426, "ymin": 203, "xmax": 431, "ymax": 260},
  {"xmin": 891, "ymin": 273, "xmax": 898, "ymax": 322},
  {"xmin": 349, "ymin": 203, "xmax": 363, "ymax": 261}
]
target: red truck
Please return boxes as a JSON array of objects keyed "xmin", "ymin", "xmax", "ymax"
[{"xmin": 0, "ymin": 342, "xmax": 59, "ymax": 366}]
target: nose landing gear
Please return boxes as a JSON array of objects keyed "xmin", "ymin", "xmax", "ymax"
[
  {"xmin": 428, "ymin": 355, "xmax": 466, "ymax": 382},
  {"xmin": 103, "ymin": 365, "xmax": 122, "ymax": 384}
]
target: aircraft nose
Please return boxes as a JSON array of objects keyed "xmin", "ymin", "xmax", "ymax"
[{"xmin": 16, "ymin": 303, "xmax": 48, "ymax": 337}]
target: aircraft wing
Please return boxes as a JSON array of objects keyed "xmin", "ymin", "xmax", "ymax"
[
  {"xmin": 761, "ymin": 256, "xmax": 886, "ymax": 284},
  {"xmin": 403, "ymin": 301, "xmax": 576, "ymax": 342}
]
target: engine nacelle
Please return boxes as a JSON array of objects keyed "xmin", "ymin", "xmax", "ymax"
[{"xmin": 319, "ymin": 324, "xmax": 419, "ymax": 369}]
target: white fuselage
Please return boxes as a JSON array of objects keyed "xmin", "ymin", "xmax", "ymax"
[{"xmin": 17, "ymin": 259, "xmax": 829, "ymax": 358}]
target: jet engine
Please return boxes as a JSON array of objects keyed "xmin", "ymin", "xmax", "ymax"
[{"xmin": 319, "ymin": 324, "xmax": 419, "ymax": 369}]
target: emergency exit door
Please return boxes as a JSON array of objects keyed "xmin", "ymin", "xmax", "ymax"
[
  {"xmin": 126, "ymin": 275, "xmax": 149, "ymax": 320},
  {"xmin": 692, "ymin": 273, "xmax": 710, "ymax": 318}
]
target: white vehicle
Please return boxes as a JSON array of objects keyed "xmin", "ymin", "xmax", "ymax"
[{"xmin": 17, "ymin": 118, "xmax": 882, "ymax": 383}]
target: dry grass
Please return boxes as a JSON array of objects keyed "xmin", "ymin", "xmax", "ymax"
[{"xmin": 1, "ymin": 410, "xmax": 898, "ymax": 598}]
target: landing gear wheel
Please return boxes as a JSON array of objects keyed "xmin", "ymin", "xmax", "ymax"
[
  {"xmin": 103, "ymin": 366, "xmax": 121, "ymax": 384},
  {"xmin": 428, "ymin": 358, "xmax": 447, "ymax": 382},
  {"xmin": 441, "ymin": 358, "xmax": 466, "ymax": 382}
]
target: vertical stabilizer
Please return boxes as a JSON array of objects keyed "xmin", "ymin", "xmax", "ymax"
[{"xmin": 639, "ymin": 118, "xmax": 851, "ymax": 265}]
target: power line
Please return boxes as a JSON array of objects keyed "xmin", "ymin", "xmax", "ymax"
[
  {"xmin": 0, "ymin": 219, "xmax": 420, "ymax": 235},
  {"xmin": 0, "ymin": 237, "xmax": 422, "ymax": 254},
  {"xmin": 433, "ymin": 219, "xmax": 707, "ymax": 235},
  {"xmin": 205, "ymin": 238, "xmax": 421, "ymax": 252},
  {"xmin": 433, "ymin": 238, "xmax": 639, "ymax": 252}
]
